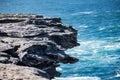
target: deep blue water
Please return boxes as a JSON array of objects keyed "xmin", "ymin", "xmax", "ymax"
[{"xmin": 0, "ymin": 0, "xmax": 120, "ymax": 80}]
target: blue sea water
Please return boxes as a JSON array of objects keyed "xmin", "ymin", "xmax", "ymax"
[{"xmin": 0, "ymin": 0, "xmax": 120, "ymax": 80}]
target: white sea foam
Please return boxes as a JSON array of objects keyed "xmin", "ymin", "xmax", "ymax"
[
  {"xmin": 79, "ymin": 25, "xmax": 89, "ymax": 28},
  {"xmin": 56, "ymin": 67, "xmax": 62, "ymax": 71},
  {"xmin": 66, "ymin": 40, "xmax": 106, "ymax": 54},
  {"xmin": 115, "ymin": 73, "xmax": 120, "ymax": 77},
  {"xmin": 66, "ymin": 40, "xmax": 120, "ymax": 55},
  {"xmin": 104, "ymin": 43, "xmax": 120, "ymax": 51},
  {"xmin": 65, "ymin": 40, "xmax": 120, "ymax": 65},
  {"xmin": 53, "ymin": 76, "xmax": 101, "ymax": 80},
  {"xmin": 115, "ymin": 71, "xmax": 120, "ymax": 78},
  {"xmin": 98, "ymin": 27, "xmax": 106, "ymax": 31},
  {"xmin": 54, "ymin": 40, "xmax": 120, "ymax": 80},
  {"xmin": 72, "ymin": 11, "xmax": 94, "ymax": 15}
]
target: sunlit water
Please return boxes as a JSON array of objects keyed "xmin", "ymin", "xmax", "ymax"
[{"xmin": 0, "ymin": 0, "xmax": 120, "ymax": 80}]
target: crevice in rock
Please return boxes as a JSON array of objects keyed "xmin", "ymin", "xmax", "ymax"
[
  {"xmin": 0, "ymin": 19, "xmax": 25, "ymax": 23},
  {"xmin": 2, "ymin": 45, "xmax": 20, "ymax": 57},
  {"xmin": 0, "ymin": 32, "xmax": 8, "ymax": 36}
]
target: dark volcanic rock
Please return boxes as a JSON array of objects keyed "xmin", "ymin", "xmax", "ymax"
[{"xmin": 0, "ymin": 14, "xmax": 79, "ymax": 79}]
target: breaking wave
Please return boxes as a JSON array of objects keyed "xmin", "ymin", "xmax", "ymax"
[
  {"xmin": 71, "ymin": 11, "xmax": 94, "ymax": 15},
  {"xmin": 53, "ymin": 76, "xmax": 101, "ymax": 80},
  {"xmin": 66, "ymin": 40, "xmax": 120, "ymax": 55}
]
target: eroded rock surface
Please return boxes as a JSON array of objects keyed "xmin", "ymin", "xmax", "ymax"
[
  {"xmin": 0, "ymin": 14, "xmax": 79, "ymax": 80},
  {"xmin": 0, "ymin": 63, "xmax": 49, "ymax": 80}
]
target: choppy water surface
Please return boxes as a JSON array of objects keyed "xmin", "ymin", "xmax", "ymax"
[{"xmin": 0, "ymin": 0, "xmax": 120, "ymax": 80}]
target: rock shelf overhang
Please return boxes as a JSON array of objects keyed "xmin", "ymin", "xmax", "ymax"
[{"xmin": 0, "ymin": 14, "xmax": 79, "ymax": 80}]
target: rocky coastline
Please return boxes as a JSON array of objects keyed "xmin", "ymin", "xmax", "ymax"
[{"xmin": 0, "ymin": 14, "xmax": 79, "ymax": 80}]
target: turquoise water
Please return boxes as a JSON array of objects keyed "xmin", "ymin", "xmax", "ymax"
[{"xmin": 0, "ymin": 0, "xmax": 120, "ymax": 80}]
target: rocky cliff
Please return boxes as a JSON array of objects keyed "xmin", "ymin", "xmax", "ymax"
[{"xmin": 0, "ymin": 14, "xmax": 79, "ymax": 80}]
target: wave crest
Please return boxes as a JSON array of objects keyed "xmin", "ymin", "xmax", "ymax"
[
  {"xmin": 53, "ymin": 76, "xmax": 101, "ymax": 80},
  {"xmin": 72, "ymin": 11, "xmax": 94, "ymax": 15}
]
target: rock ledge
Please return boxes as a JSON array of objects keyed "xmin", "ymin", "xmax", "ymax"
[{"xmin": 0, "ymin": 14, "xmax": 79, "ymax": 80}]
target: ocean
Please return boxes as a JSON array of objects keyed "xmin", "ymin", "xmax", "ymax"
[{"xmin": 0, "ymin": 0, "xmax": 120, "ymax": 80}]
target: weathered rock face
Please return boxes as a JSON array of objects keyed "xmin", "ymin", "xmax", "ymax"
[
  {"xmin": 0, "ymin": 63, "xmax": 49, "ymax": 80},
  {"xmin": 0, "ymin": 14, "xmax": 79, "ymax": 80}
]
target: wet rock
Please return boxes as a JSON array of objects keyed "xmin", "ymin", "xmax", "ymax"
[{"xmin": 0, "ymin": 14, "xmax": 79, "ymax": 79}]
